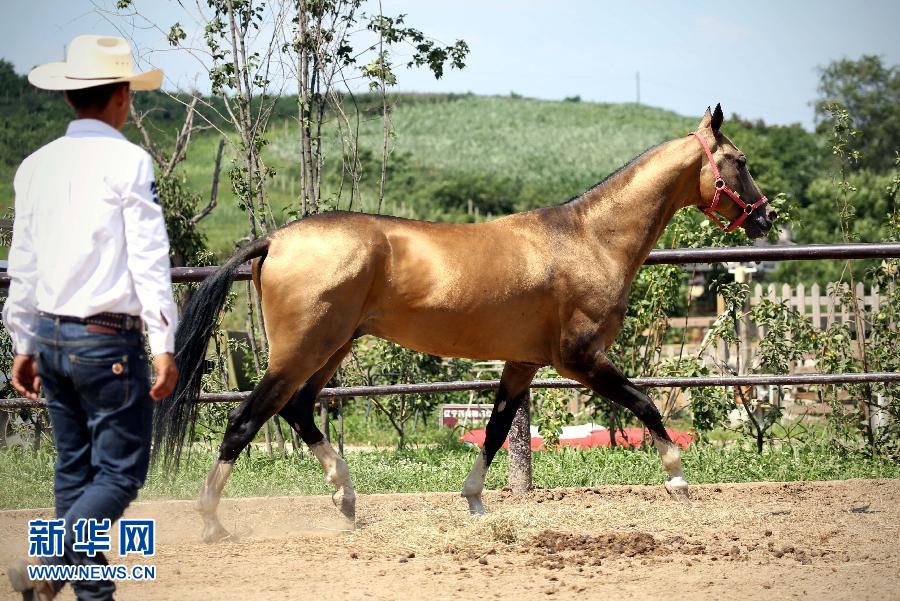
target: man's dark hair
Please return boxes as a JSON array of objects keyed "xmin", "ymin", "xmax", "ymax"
[{"xmin": 64, "ymin": 82, "xmax": 129, "ymax": 112}]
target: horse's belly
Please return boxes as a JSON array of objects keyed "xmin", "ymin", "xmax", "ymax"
[{"xmin": 363, "ymin": 306, "xmax": 552, "ymax": 364}]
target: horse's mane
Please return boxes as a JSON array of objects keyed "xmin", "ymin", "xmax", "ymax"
[{"xmin": 562, "ymin": 142, "xmax": 664, "ymax": 205}]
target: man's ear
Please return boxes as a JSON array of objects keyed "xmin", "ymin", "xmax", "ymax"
[
  {"xmin": 116, "ymin": 83, "xmax": 131, "ymax": 107},
  {"xmin": 711, "ymin": 103, "xmax": 724, "ymax": 135}
]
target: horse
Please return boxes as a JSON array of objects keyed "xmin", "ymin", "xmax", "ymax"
[{"xmin": 153, "ymin": 104, "xmax": 775, "ymax": 542}]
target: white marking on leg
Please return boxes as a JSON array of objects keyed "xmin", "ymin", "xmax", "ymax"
[
  {"xmin": 462, "ymin": 450, "xmax": 488, "ymax": 515},
  {"xmin": 197, "ymin": 460, "xmax": 232, "ymax": 543},
  {"xmin": 652, "ymin": 436, "xmax": 689, "ymax": 500},
  {"xmin": 310, "ymin": 441, "xmax": 356, "ymax": 524}
]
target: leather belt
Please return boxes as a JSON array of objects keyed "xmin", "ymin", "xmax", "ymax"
[{"xmin": 41, "ymin": 312, "xmax": 144, "ymax": 332}]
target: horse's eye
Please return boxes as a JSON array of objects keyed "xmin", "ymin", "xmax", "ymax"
[{"xmin": 737, "ymin": 157, "xmax": 747, "ymax": 168}]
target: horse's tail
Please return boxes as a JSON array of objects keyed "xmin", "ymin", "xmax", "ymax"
[{"xmin": 152, "ymin": 237, "xmax": 270, "ymax": 471}]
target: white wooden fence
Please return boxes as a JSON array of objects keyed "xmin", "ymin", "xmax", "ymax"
[{"xmin": 749, "ymin": 282, "xmax": 892, "ymax": 333}]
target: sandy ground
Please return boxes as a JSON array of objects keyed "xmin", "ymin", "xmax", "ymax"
[{"xmin": 1, "ymin": 479, "xmax": 898, "ymax": 600}]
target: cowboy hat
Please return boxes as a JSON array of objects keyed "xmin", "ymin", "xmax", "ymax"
[{"xmin": 28, "ymin": 34, "xmax": 163, "ymax": 91}]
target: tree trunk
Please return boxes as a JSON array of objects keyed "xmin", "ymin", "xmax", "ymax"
[
  {"xmin": 264, "ymin": 419, "xmax": 273, "ymax": 458},
  {"xmin": 291, "ymin": 428, "xmax": 301, "ymax": 456},
  {"xmin": 607, "ymin": 401, "xmax": 617, "ymax": 448},
  {"xmin": 273, "ymin": 415, "xmax": 286, "ymax": 457},
  {"xmin": 508, "ymin": 393, "xmax": 533, "ymax": 495}
]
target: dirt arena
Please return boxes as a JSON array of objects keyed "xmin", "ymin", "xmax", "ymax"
[{"xmin": 1, "ymin": 479, "xmax": 898, "ymax": 600}]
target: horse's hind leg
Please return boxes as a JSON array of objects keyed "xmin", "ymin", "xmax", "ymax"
[
  {"xmin": 279, "ymin": 341, "xmax": 356, "ymax": 524},
  {"xmin": 558, "ymin": 349, "xmax": 689, "ymax": 501},
  {"xmin": 197, "ymin": 353, "xmax": 326, "ymax": 542},
  {"xmin": 462, "ymin": 362, "xmax": 539, "ymax": 515}
]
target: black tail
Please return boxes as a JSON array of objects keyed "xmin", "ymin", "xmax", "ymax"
[{"xmin": 152, "ymin": 237, "xmax": 270, "ymax": 470}]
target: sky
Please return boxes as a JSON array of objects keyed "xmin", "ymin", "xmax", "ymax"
[{"xmin": 2, "ymin": 0, "xmax": 898, "ymax": 130}]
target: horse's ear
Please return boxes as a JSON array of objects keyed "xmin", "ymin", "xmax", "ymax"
[
  {"xmin": 698, "ymin": 106, "xmax": 713, "ymax": 130},
  {"xmin": 711, "ymin": 103, "xmax": 724, "ymax": 134}
]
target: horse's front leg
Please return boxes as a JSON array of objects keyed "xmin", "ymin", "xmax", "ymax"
[
  {"xmin": 557, "ymin": 345, "xmax": 689, "ymax": 501},
  {"xmin": 462, "ymin": 362, "xmax": 539, "ymax": 514}
]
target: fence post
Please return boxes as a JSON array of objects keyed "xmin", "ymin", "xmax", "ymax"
[
  {"xmin": 0, "ymin": 410, "xmax": 8, "ymax": 448},
  {"xmin": 272, "ymin": 415, "xmax": 286, "ymax": 457},
  {"xmin": 508, "ymin": 392, "xmax": 532, "ymax": 495},
  {"xmin": 338, "ymin": 398, "xmax": 345, "ymax": 456},
  {"xmin": 33, "ymin": 412, "xmax": 43, "ymax": 454}
]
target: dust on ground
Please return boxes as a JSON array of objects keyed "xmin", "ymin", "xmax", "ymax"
[{"xmin": 1, "ymin": 479, "xmax": 898, "ymax": 600}]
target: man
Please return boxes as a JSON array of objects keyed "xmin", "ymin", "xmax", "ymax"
[{"xmin": 3, "ymin": 35, "xmax": 179, "ymax": 600}]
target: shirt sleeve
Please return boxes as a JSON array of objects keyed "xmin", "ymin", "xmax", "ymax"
[
  {"xmin": 121, "ymin": 152, "xmax": 179, "ymax": 355},
  {"xmin": 2, "ymin": 162, "xmax": 39, "ymax": 355}
]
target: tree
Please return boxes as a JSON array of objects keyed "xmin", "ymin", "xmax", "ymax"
[
  {"xmin": 131, "ymin": 96, "xmax": 220, "ymax": 269},
  {"xmin": 289, "ymin": 1, "xmax": 469, "ymax": 216},
  {"xmin": 814, "ymin": 55, "xmax": 900, "ymax": 172}
]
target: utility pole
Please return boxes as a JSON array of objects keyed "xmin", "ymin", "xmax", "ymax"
[{"xmin": 636, "ymin": 71, "xmax": 640, "ymax": 105}]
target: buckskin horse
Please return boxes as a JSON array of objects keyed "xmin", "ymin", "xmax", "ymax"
[{"xmin": 154, "ymin": 104, "xmax": 775, "ymax": 542}]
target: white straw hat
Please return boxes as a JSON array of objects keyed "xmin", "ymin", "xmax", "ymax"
[{"xmin": 28, "ymin": 34, "xmax": 163, "ymax": 91}]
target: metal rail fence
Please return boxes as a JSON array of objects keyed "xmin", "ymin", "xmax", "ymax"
[
  {"xmin": 2, "ymin": 242, "xmax": 900, "ymax": 288},
  {"xmin": 1, "ymin": 241, "xmax": 898, "ymax": 410},
  {"xmin": 1, "ymin": 372, "xmax": 898, "ymax": 410}
]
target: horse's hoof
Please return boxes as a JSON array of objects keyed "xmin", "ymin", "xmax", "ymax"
[
  {"xmin": 201, "ymin": 522, "xmax": 231, "ymax": 544},
  {"xmin": 464, "ymin": 494, "xmax": 486, "ymax": 516},
  {"xmin": 333, "ymin": 489, "xmax": 356, "ymax": 528},
  {"xmin": 665, "ymin": 477, "xmax": 691, "ymax": 503}
]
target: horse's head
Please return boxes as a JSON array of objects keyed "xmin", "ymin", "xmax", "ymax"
[{"xmin": 691, "ymin": 104, "xmax": 776, "ymax": 239}]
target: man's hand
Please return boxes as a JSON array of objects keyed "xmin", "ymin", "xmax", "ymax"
[
  {"xmin": 12, "ymin": 355, "xmax": 41, "ymax": 400},
  {"xmin": 150, "ymin": 353, "xmax": 178, "ymax": 401}
]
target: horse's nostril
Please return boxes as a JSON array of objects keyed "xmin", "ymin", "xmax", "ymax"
[{"xmin": 769, "ymin": 210, "xmax": 777, "ymax": 221}]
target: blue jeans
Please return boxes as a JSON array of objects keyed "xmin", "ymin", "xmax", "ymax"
[{"xmin": 34, "ymin": 316, "xmax": 152, "ymax": 601}]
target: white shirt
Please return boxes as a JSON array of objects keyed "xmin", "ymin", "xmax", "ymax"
[{"xmin": 2, "ymin": 119, "xmax": 178, "ymax": 355}]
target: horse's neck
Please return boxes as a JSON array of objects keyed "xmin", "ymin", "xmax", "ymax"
[{"xmin": 572, "ymin": 137, "xmax": 700, "ymax": 276}]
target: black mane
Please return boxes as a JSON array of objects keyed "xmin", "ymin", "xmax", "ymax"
[{"xmin": 562, "ymin": 142, "xmax": 664, "ymax": 205}]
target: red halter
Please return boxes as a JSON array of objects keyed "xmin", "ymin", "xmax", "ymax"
[{"xmin": 690, "ymin": 131, "xmax": 769, "ymax": 232}]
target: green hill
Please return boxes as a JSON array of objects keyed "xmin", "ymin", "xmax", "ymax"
[{"xmin": 179, "ymin": 95, "xmax": 697, "ymax": 256}]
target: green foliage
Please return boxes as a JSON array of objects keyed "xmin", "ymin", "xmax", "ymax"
[
  {"xmin": 801, "ymin": 169, "xmax": 893, "ymax": 239},
  {"xmin": 814, "ymin": 55, "xmax": 900, "ymax": 172},
  {"xmin": 0, "ymin": 59, "xmax": 74, "ymax": 201},
  {"xmin": 750, "ymin": 300, "xmax": 816, "ymax": 374},
  {"xmin": 775, "ymin": 100, "xmax": 893, "ymax": 280},
  {"xmin": 157, "ymin": 173, "xmax": 213, "ymax": 267},
  {"xmin": 658, "ymin": 357, "xmax": 733, "ymax": 437},
  {"xmin": 811, "ymin": 154, "xmax": 900, "ymax": 458},
  {"xmin": 727, "ymin": 115, "xmax": 823, "ymax": 204},
  {"xmin": 532, "ymin": 368, "xmax": 573, "ymax": 448},
  {"xmin": 363, "ymin": 13, "xmax": 468, "ymax": 83}
]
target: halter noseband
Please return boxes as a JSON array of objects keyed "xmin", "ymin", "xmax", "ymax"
[{"xmin": 690, "ymin": 131, "xmax": 769, "ymax": 232}]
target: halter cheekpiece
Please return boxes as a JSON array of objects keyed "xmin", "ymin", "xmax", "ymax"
[{"xmin": 690, "ymin": 131, "xmax": 769, "ymax": 232}]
